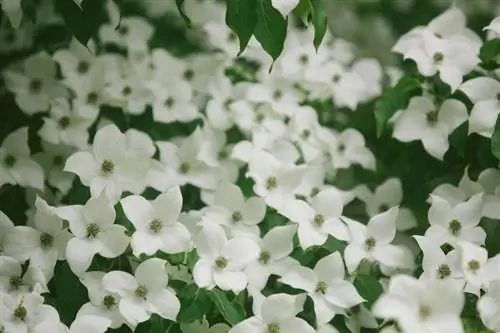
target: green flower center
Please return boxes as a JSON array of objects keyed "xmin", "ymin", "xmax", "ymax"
[
  {"xmin": 135, "ymin": 285, "xmax": 148, "ymax": 299},
  {"xmin": 468, "ymin": 260, "xmax": 480, "ymax": 273},
  {"xmin": 433, "ymin": 52, "xmax": 444, "ymax": 64},
  {"xmin": 14, "ymin": 305, "xmax": 27, "ymax": 321},
  {"xmin": 314, "ymin": 214, "xmax": 325, "ymax": 227},
  {"xmin": 179, "ymin": 162, "xmax": 190, "ymax": 174},
  {"xmin": 77, "ymin": 61, "xmax": 90, "ymax": 74},
  {"xmin": 87, "ymin": 92, "xmax": 99, "ymax": 105},
  {"xmin": 364, "ymin": 237, "xmax": 376, "ymax": 251},
  {"xmin": 40, "ymin": 232, "xmax": 54, "ymax": 249},
  {"xmin": 118, "ymin": 25, "xmax": 129, "ymax": 35},
  {"xmin": 86, "ymin": 223, "xmax": 101, "ymax": 238},
  {"xmin": 419, "ymin": 305, "xmax": 431, "ymax": 320},
  {"xmin": 426, "ymin": 111, "xmax": 438, "ymax": 126},
  {"xmin": 437, "ymin": 264, "xmax": 451, "ymax": 279},
  {"xmin": 29, "ymin": 78, "xmax": 42, "ymax": 93},
  {"xmin": 268, "ymin": 323, "xmax": 280, "ymax": 333},
  {"xmin": 101, "ymin": 160, "xmax": 114, "ymax": 174},
  {"xmin": 215, "ymin": 256, "xmax": 228, "ymax": 269},
  {"xmin": 103, "ymin": 295, "xmax": 117, "ymax": 309},
  {"xmin": 315, "ymin": 281, "xmax": 328, "ymax": 294},
  {"xmin": 273, "ymin": 90, "xmax": 283, "ymax": 100},
  {"xmin": 259, "ymin": 251, "xmax": 271, "ymax": 264},
  {"xmin": 231, "ymin": 211, "xmax": 242, "ymax": 223},
  {"xmin": 338, "ymin": 143, "xmax": 346, "ymax": 153},
  {"xmin": 183, "ymin": 69, "xmax": 194, "ymax": 81},
  {"xmin": 149, "ymin": 219, "xmax": 163, "ymax": 233},
  {"xmin": 448, "ymin": 219, "xmax": 461, "ymax": 235},
  {"xmin": 379, "ymin": 204, "xmax": 390, "ymax": 213},
  {"xmin": 4, "ymin": 154, "xmax": 16, "ymax": 168},
  {"xmin": 58, "ymin": 116, "xmax": 71, "ymax": 129},
  {"xmin": 53, "ymin": 155, "xmax": 64, "ymax": 166},
  {"xmin": 218, "ymin": 150, "xmax": 228, "ymax": 160},
  {"xmin": 332, "ymin": 74, "xmax": 341, "ymax": 83},
  {"xmin": 299, "ymin": 54, "xmax": 309, "ymax": 65},
  {"xmin": 122, "ymin": 86, "xmax": 132, "ymax": 96},
  {"xmin": 310, "ymin": 187, "xmax": 320, "ymax": 197},
  {"xmin": 266, "ymin": 177, "xmax": 277, "ymax": 190},
  {"xmin": 301, "ymin": 129, "xmax": 310, "ymax": 139},
  {"xmin": 164, "ymin": 97, "xmax": 175, "ymax": 108},
  {"xmin": 9, "ymin": 276, "xmax": 23, "ymax": 290}
]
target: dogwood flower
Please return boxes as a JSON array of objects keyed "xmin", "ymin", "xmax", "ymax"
[
  {"xmin": 0, "ymin": 255, "xmax": 48, "ymax": 295},
  {"xmin": 202, "ymin": 182, "xmax": 266, "ymax": 238},
  {"xmin": 4, "ymin": 196, "xmax": 71, "ymax": 280},
  {"xmin": 344, "ymin": 304, "xmax": 379, "ymax": 333},
  {"xmin": 425, "ymin": 193, "xmax": 485, "ymax": 247},
  {"xmin": 280, "ymin": 252, "xmax": 364, "ymax": 324},
  {"xmin": 33, "ymin": 142, "xmax": 75, "ymax": 195},
  {"xmin": 120, "ymin": 187, "xmax": 191, "ymax": 257},
  {"xmin": 281, "ymin": 188, "xmax": 349, "ymax": 249},
  {"xmin": 459, "ymin": 77, "xmax": 500, "ymax": 138},
  {"xmin": 193, "ymin": 223, "xmax": 259, "ymax": 293},
  {"xmin": 0, "ymin": 126, "xmax": 44, "ymax": 190},
  {"xmin": 244, "ymin": 225, "xmax": 299, "ymax": 290},
  {"xmin": 78, "ymin": 271, "xmax": 126, "ymax": 329},
  {"xmin": 54, "ymin": 192, "xmax": 129, "ymax": 275},
  {"xmin": 247, "ymin": 149, "xmax": 304, "ymax": 210},
  {"xmin": 485, "ymin": 16, "xmax": 500, "ymax": 37},
  {"xmin": 373, "ymin": 275, "xmax": 464, "ymax": 333},
  {"xmin": 102, "ymin": 258, "xmax": 180, "ymax": 329},
  {"xmin": 229, "ymin": 293, "xmax": 315, "ymax": 333},
  {"xmin": 354, "ymin": 178, "xmax": 417, "ymax": 231},
  {"xmin": 392, "ymin": 97, "xmax": 468, "ymax": 160},
  {"xmin": 344, "ymin": 207, "xmax": 406, "ymax": 273},
  {"xmin": 99, "ymin": 16, "xmax": 153, "ymax": 51},
  {"xmin": 64, "ymin": 124, "xmax": 149, "ymax": 202},
  {"xmin": 3, "ymin": 51, "xmax": 66, "ymax": 114}
]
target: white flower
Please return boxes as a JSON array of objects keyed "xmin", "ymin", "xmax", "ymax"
[
  {"xmin": 344, "ymin": 304, "xmax": 379, "ymax": 333},
  {"xmin": 459, "ymin": 77, "xmax": 500, "ymax": 138},
  {"xmin": 64, "ymin": 124, "xmax": 149, "ymax": 203},
  {"xmin": 54, "ymin": 192, "xmax": 129, "ymax": 276},
  {"xmin": 354, "ymin": 178, "xmax": 417, "ymax": 231},
  {"xmin": 78, "ymin": 271, "xmax": 126, "ymax": 329},
  {"xmin": 271, "ymin": 0, "xmax": 299, "ymax": 16},
  {"xmin": 203, "ymin": 21, "xmax": 239, "ymax": 56},
  {"xmin": 404, "ymin": 31, "xmax": 478, "ymax": 91},
  {"xmin": 147, "ymin": 128, "xmax": 218, "ymax": 192},
  {"xmin": 485, "ymin": 16, "xmax": 500, "ymax": 37},
  {"xmin": 33, "ymin": 142, "xmax": 75, "ymax": 195},
  {"xmin": 102, "ymin": 258, "xmax": 180, "ymax": 329},
  {"xmin": 248, "ymin": 149, "xmax": 304, "ymax": 210},
  {"xmin": 0, "ymin": 255, "xmax": 48, "ymax": 295},
  {"xmin": 0, "ymin": 127, "xmax": 44, "ymax": 190},
  {"xmin": 372, "ymin": 275, "xmax": 464, "ymax": 333},
  {"xmin": 99, "ymin": 16, "xmax": 153, "ymax": 51},
  {"xmin": 458, "ymin": 241, "xmax": 500, "ymax": 296},
  {"xmin": 245, "ymin": 73, "xmax": 302, "ymax": 112},
  {"xmin": 280, "ymin": 252, "xmax": 364, "ymax": 324},
  {"xmin": 3, "ymin": 51, "xmax": 66, "ymax": 114},
  {"xmin": 69, "ymin": 315, "xmax": 112, "ymax": 333},
  {"xmin": 425, "ymin": 193, "xmax": 485, "ymax": 247},
  {"xmin": 229, "ymin": 293, "xmax": 315, "ymax": 333},
  {"xmin": 344, "ymin": 207, "xmax": 406, "ymax": 273},
  {"xmin": 203, "ymin": 182, "xmax": 266, "ymax": 238},
  {"xmin": 105, "ymin": 74, "xmax": 151, "ymax": 115},
  {"xmin": 392, "ymin": 97, "xmax": 468, "ymax": 160},
  {"xmin": 478, "ymin": 280, "xmax": 500, "ymax": 332},
  {"xmin": 431, "ymin": 167, "xmax": 484, "ymax": 207},
  {"xmin": 193, "ymin": 223, "xmax": 259, "ymax": 293},
  {"xmin": 281, "ymin": 188, "xmax": 349, "ymax": 249},
  {"xmin": 4, "ymin": 196, "xmax": 71, "ymax": 280},
  {"xmin": 53, "ymin": 38, "xmax": 96, "ymax": 82},
  {"xmin": 413, "ymin": 235, "xmax": 464, "ymax": 288},
  {"xmin": 120, "ymin": 187, "xmax": 191, "ymax": 257},
  {"xmin": 205, "ymin": 75, "xmax": 242, "ymax": 130},
  {"xmin": 244, "ymin": 225, "xmax": 299, "ymax": 290}
]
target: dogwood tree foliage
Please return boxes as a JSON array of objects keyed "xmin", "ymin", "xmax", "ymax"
[{"xmin": 1, "ymin": 0, "xmax": 500, "ymax": 333}]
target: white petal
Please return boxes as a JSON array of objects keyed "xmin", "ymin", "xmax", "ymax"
[
  {"xmin": 69, "ymin": 315, "xmax": 111, "ymax": 333},
  {"xmin": 64, "ymin": 151, "xmax": 99, "ymax": 184},
  {"xmin": 195, "ymin": 221, "xmax": 227, "ymax": 258},
  {"xmin": 280, "ymin": 199, "xmax": 315, "ymax": 224},
  {"xmin": 271, "ymin": 0, "xmax": 299, "ymax": 16},
  {"xmin": 314, "ymin": 252, "xmax": 345, "ymax": 282},
  {"xmin": 439, "ymin": 65, "xmax": 463, "ymax": 92},
  {"xmin": 279, "ymin": 317, "xmax": 316, "ymax": 333},
  {"xmin": 120, "ymin": 195, "xmax": 154, "ymax": 230},
  {"xmin": 131, "ymin": 231, "xmax": 163, "ymax": 256},
  {"xmin": 421, "ymin": 127, "xmax": 449, "ymax": 160},
  {"xmin": 438, "ymin": 99, "xmax": 468, "ymax": 134},
  {"xmin": 229, "ymin": 317, "xmax": 266, "ymax": 333},
  {"xmin": 372, "ymin": 244, "xmax": 406, "ymax": 268},
  {"xmin": 223, "ymin": 237, "xmax": 260, "ymax": 270},
  {"xmin": 310, "ymin": 188, "xmax": 343, "ymax": 218},
  {"xmin": 344, "ymin": 244, "xmax": 366, "ymax": 273},
  {"xmin": 66, "ymin": 238, "xmax": 101, "ymax": 276},
  {"xmin": 214, "ymin": 270, "xmax": 247, "ymax": 293},
  {"xmin": 468, "ymin": 100, "xmax": 500, "ymax": 138},
  {"xmin": 135, "ymin": 258, "xmax": 167, "ymax": 291},
  {"xmin": 119, "ymin": 297, "xmax": 150, "ymax": 329},
  {"xmin": 459, "ymin": 77, "xmax": 500, "ymax": 103},
  {"xmin": 261, "ymin": 293, "xmax": 298, "ymax": 323},
  {"xmin": 102, "ymin": 271, "xmax": 137, "ymax": 295},
  {"xmin": 148, "ymin": 288, "xmax": 180, "ymax": 321},
  {"xmin": 160, "ymin": 223, "xmax": 192, "ymax": 254},
  {"xmin": 193, "ymin": 259, "xmax": 215, "ymax": 289},
  {"xmin": 324, "ymin": 280, "xmax": 364, "ymax": 309},
  {"xmin": 298, "ymin": 222, "xmax": 328, "ymax": 249},
  {"xmin": 214, "ymin": 182, "xmax": 245, "ymax": 211},
  {"xmin": 262, "ymin": 225, "xmax": 297, "ymax": 260},
  {"xmin": 392, "ymin": 109, "xmax": 427, "ymax": 142},
  {"xmin": 366, "ymin": 207, "xmax": 398, "ymax": 244},
  {"xmin": 279, "ymin": 266, "xmax": 316, "ymax": 293},
  {"xmin": 153, "ymin": 186, "xmax": 183, "ymax": 224},
  {"xmin": 98, "ymin": 225, "xmax": 129, "ymax": 258}
]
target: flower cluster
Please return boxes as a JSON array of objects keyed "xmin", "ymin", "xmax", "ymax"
[{"xmin": 1, "ymin": 1, "xmax": 500, "ymax": 333}]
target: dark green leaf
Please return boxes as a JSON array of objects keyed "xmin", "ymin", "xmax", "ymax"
[
  {"xmin": 55, "ymin": 0, "xmax": 104, "ymax": 46},
  {"xmin": 178, "ymin": 284, "xmax": 213, "ymax": 323},
  {"xmin": 226, "ymin": 0, "xmax": 258, "ymax": 55},
  {"xmin": 374, "ymin": 75, "xmax": 421, "ymax": 137},
  {"xmin": 491, "ymin": 114, "xmax": 500, "ymax": 160},
  {"xmin": 449, "ymin": 122, "xmax": 468, "ymax": 157},
  {"xmin": 479, "ymin": 38, "xmax": 500, "ymax": 70},
  {"xmin": 175, "ymin": 0, "xmax": 192, "ymax": 26},
  {"xmin": 210, "ymin": 289, "xmax": 245, "ymax": 325},
  {"xmin": 309, "ymin": 0, "xmax": 327, "ymax": 50},
  {"xmin": 354, "ymin": 275, "xmax": 383, "ymax": 308},
  {"xmin": 293, "ymin": 0, "xmax": 311, "ymax": 25},
  {"xmin": 254, "ymin": 0, "xmax": 288, "ymax": 63}
]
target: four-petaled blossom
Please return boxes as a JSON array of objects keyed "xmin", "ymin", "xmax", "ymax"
[
  {"xmin": 280, "ymin": 252, "xmax": 365, "ymax": 324},
  {"xmin": 344, "ymin": 207, "xmax": 406, "ymax": 273},
  {"xmin": 102, "ymin": 258, "xmax": 180, "ymax": 329},
  {"xmin": 193, "ymin": 223, "xmax": 259, "ymax": 293},
  {"xmin": 54, "ymin": 192, "xmax": 129, "ymax": 276},
  {"xmin": 120, "ymin": 186, "xmax": 191, "ymax": 257}
]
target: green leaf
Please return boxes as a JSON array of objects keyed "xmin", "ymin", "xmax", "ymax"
[
  {"xmin": 479, "ymin": 38, "xmax": 500, "ymax": 70},
  {"xmin": 491, "ymin": 114, "xmax": 500, "ymax": 160},
  {"xmin": 55, "ymin": 0, "xmax": 104, "ymax": 46},
  {"xmin": 309, "ymin": 0, "xmax": 327, "ymax": 50},
  {"xmin": 178, "ymin": 284, "xmax": 212, "ymax": 324},
  {"xmin": 254, "ymin": 0, "xmax": 288, "ymax": 63},
  {"xmin": 449, "ymin": 122, "xmax": 468, "ymax": 157},
  {"xmin": 226, "ymin": 0, "xmax": 258, "ymax": 55},
  {"xmin": 210, "ymin": 289, "xmax": 246, "ymax": 325},
  {"xmin": 293, "ymin": 0, "xmax": 311, "ymax": 25},
  {"xmin": 353, "ymin": 275, "xmax": 383, "ymax": 308},
  {"xmin": 175, "ymin": 0, "xmax": 192, "ymax": 26},
  {"xmin": 374, "ymin": 75, "xmax": 421, "ymax": 137}
]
